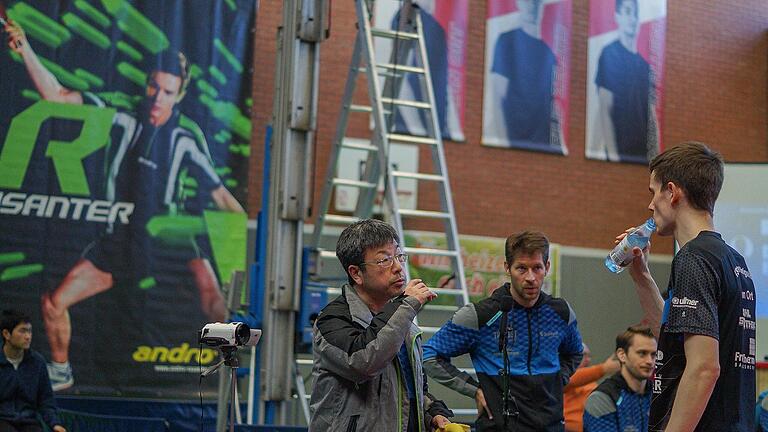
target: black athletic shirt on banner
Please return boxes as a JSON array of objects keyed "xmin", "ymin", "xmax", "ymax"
[
  {"xmin": 492, "ymin": 28, "xmax": 556, "ymax": 147},
  {"xmin": 595, "ymin": 40, "xmax": 651, "ymax": 163},
  {"xmin": 650, "ymin": 231, "xmax": 756, "ymax": 432}
]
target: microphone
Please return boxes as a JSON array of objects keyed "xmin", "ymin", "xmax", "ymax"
[{"xmin": 498, "ymin": 296, "xmax": 514, "ymax": 352}]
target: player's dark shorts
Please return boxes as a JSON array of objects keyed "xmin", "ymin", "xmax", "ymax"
[{"xmin": 83, "ymin": 227, "xmax": 202, "ymax": 287}]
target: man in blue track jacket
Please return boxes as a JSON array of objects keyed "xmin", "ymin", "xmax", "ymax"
[
  {"xmin": 583, "ymin": 325, "xmax": 656, "ymax": 431},
  {"xmin": 423, "ymin": 231, "xmax": 583, "ymax": 431}
]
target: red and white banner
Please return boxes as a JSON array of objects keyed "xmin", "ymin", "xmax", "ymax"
[
  {"xmin": 374, "ymin": 0, "xmax": 468, "ymax": 142},
  {"xmin": 482, "ymin": 0, "xmax": 572, "ymax": 155},
  {"xmin": 585, "ymin": 0, "xmax": 666, "ymax": 163}
]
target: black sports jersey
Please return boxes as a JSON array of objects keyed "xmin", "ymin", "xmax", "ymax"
[
  {"xmin": 651, "ymin": 231, "xmax": 756, "ymax": 431},
  {"xmin": 82, "ymin": 94, "xmax": 222, "ymax": 279}
]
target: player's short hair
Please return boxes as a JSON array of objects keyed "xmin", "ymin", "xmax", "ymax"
[
  {"xmin": 147, "ymin": 50, "xmax": 191, "ymax": 101},
  {"xmin": 649, "ymin": 141, "xmax": 724, "ymax": 215},
  {"xmin": 615, "ymin": 325, "xmax": 655, "ymax": 353},
  {"xmin": 1, "ymin": 309, "xmax": 31, "ymax": 338},
  {"xmin": 505, "ymin": 231, "xmax": 549, "ymax": 265}
]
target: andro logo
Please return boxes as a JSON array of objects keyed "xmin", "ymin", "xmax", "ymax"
[
  {"xmin": 734, "ymin": 266, "xmax": 751, "ymax": 279},
  {"xmin": 539, "ymin": 330, "xmax": 558, "ymax": 338},
  {"xmin": 671, "ymin": 297, "xmax": 698, "ymax": 308},
  {"xmin": 133, "ymin": 343, "xmax": 218, "ymax": 365}
]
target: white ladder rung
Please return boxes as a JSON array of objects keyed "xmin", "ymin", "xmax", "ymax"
[
  {"xmin": 380, "ymin": 97, "xmax": 430, "ymax": 109},
  {"xmin": 332, "ymin": 178, "xmax": 376, "ymax": 189},
  {"xmin": 398, "ymin": 209, "xmax": 450, "ymax": 219},
  {"xmin": 376, "ymin": 62, "xmax": 425, "ymax": 74},
  {"xmin": 323, "ymin": 214, "xmax": 360, "ymax": 225},
  {"xmin": 341, "ymin": 139, "xmax": 378, "ymax": 152},
  {"xmin": 386, "ymin": 133, "xmax": 438, "ymax": 145},
  {"xmin": 391, "ymin": 171, "xmax": 444, "ymax": 182},
  {"xmin": 318, "ymin": 249, "xmax": 337, "ymax": 259},
  {"xmin": 370, "ymin": 28, "xmax": 419, "ymax": 40},
  {"xmin": 349, "ymin": 104, "xmax": 391, "ymax": 115},
  {"xmin": 403, "ymin": 247, "xmax": 459, "ymax": 257}
]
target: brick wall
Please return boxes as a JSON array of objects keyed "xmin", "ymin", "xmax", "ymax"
[{"xmin": 248, "ymin": 1, "xmax": 768, "ymax": 253}]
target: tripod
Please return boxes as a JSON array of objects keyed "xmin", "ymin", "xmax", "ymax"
[{"xmin": 202, "ymin": 346, "xmax": 240, "ymax": 432}]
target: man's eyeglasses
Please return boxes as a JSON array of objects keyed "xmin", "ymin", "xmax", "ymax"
[{"xmin": 358, "ymin": 253, "xmax": 408, "ymax": 268}]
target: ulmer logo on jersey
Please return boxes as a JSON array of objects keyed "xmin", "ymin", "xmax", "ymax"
[
  {"xmin": 734, "ymin": 266, "xmax": 751, "ymax": 279},
  {"xmin": 0, "ymin": 191, "xmax": 134, "ymax": 224},
  {"xmin": 670, "ymin": 296, "xmax": 698, "ymax": 309}
]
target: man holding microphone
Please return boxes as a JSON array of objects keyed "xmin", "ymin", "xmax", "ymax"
[{"xmin": 309, "ymin": 219, "xmax": 453, "ymax": 431}]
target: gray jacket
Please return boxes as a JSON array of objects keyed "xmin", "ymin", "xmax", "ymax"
[{"xmin": 309, "ymin": 284, "xmax": 451, "ymax": 431}]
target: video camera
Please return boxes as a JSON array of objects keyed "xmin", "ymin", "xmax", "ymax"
[{"xmin": 199, "ymin": 322, "xmax": 261, "ymax": 348}]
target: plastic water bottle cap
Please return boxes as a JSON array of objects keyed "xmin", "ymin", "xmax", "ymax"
[{"xmin": 646, "ymin": 218, "xmax": 656, "ymax": 230}]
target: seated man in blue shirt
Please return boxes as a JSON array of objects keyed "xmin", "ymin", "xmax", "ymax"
[
  {"xmin": 583, "ymin": 325, "xmax": 657, "ymax": 431},
  {"xmin": 0, "ymin": 309, "xmax": 66, "ymax": 432}
]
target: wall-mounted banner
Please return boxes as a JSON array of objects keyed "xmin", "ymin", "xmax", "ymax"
[
  {"xmin": 482, "ymin": 0, "xmax": 571, "ymax": 155},
  {"xmin": 585, "ymin": 0, "xmax": 666, "ymax": 164},
  {"xmin": 0, "ymin": 0, "xmax": 255, "ymax": 398},
  {"xmin": 374, "ymin": 0, "xmax": 468, "ymax": 142}
]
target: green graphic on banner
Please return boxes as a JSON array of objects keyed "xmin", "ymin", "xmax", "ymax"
[
  {"xmin": 75, "ymin": 0, "xmax": 111, "ymax": 28},
  {"xmin": 0, "ymin": 252, "xmax": 25, "ymax": 265},
  {"xmin": 116, "ymin": 61, "xmax": 147, "ymax": 87},
  {"xmin": 62, "ymin": 12, "xmax": 110, "ymax": 49},
  {"xmin": 213, "ymin": 38, "xmax": 243, "ymax": 73},
  {"xmin": 0, "ymin": 101, "xmax": 115, "ymax": 195},
  {"xmin": 116, "ymin": 41, "xmax": 143, "ymax": 62},
  {"xmin": 204, "ymin": 210, "xmax": 247, "ymax": 286},
  {"xmin": 1, "ymin": 264, "xmax": 43, "ymax": 281},
  {"xmin": 8, "ymin": 2, "xmax": 71, "ymax": 48},
  {"xmin": 100, "ymin": 0, "xmax": 169, "ymax": 54}
]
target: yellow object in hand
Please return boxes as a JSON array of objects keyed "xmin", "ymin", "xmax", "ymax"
[{"xmin": 438, "ymin": 424, "xmax": 471, "ymax": 432}]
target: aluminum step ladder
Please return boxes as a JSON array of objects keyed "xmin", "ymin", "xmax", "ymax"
[{"xmin": 309, "ymin": 0, "xmax": 469, "ymax": 309}]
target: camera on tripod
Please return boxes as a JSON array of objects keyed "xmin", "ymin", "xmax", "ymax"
[{"xmin": 199, "ymin": 322, "xmax": 261, "ymax": 348}]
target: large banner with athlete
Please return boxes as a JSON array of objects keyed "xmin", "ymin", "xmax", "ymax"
[
  {"xmin": 374, "ymin": 0, "xmax": 468, "ymax": 142},
  {"xmin": 482, "ymin": 0, "xmax": 571, "ymax": 155},
  {"xmin": 0, "ymin": 0, "xmax": 255, "ymax": 398},
  {"xmin": 585, "ymin": 0, "xmax": 666, "ymax": 164}
]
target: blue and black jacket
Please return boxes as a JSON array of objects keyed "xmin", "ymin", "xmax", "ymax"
[
  {"xmin": 423, "ymin": 283, "xmax": 583, "ymax": 431},
  {"xmin": 583, "ymin": 372, "xmax": 651, "ymax": 432}
]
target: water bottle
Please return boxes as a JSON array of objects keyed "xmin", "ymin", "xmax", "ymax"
[{"xmin": 605, "ymin": 218, "xmax": 656, "ymax": 273}]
